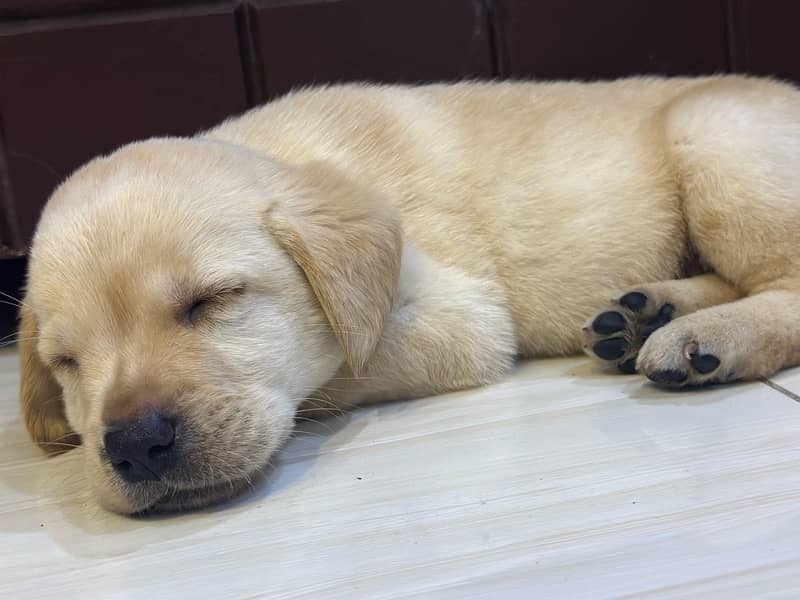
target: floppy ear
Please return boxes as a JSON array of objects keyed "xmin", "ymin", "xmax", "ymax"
[
  {"xmin": 19, "ymin": 301, "xmax": 80, "ymax": 454},
  {"xmin": 262, "ymin": 161, "xmax": 403, "ymax": 375}
]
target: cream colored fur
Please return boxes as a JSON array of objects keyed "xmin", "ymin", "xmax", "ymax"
[{"xmin": 19, "ymin": 76, "xmax": 800, "ymax": 513}]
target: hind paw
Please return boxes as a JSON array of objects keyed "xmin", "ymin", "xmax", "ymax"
[{"xmin": 583, "ymin": 290, "xmax": 677, "ymax": 374}]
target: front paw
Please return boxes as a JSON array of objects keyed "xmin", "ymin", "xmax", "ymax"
[{"xmin": 636, "ymin": 326, "xmax": 732, "ymax": 388}]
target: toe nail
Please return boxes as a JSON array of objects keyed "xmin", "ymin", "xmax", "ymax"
[
  {"xmin": 592, "ymin": 311, "xmax": 626, "ymax": 335},
  {"xmin": 593, "ymin": 337, "xmax": 628, "ymax": 360},
  {"xmin": 618, "ymin": 358, "xmax": 638, "ymax": 374}
]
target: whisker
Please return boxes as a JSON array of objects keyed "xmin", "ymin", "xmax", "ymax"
[
  {"xmin": 0, "ymin": 291, "xmax": 25, "ymax": 308},
  {"xmin": 313, "ymin": 385, "xmax": 350, "ymax": 393},
  {"xmin": 293, "ymin": 415, "xmax": 336, "ymax": 433},
  {"xmin": 296, "ymin": 396, "xmax": 352, "ymax": 417},
  {"xmin": 37, "ymin": 441, "xmax": 83, "ymax": 449},
  {"xmin": 293, "ymin": 407, "xmax": 346, "ymax": 417},
  {"xmin": 0, "ymin": 337, "xmax": 44, "ymax": 348},
  {"xmin": 1, "ymin": 440, "xmax": 82, "ymax": 451}
]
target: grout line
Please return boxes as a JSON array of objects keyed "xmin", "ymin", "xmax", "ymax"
[
  {"xmin": 725, "ymin": 0, "xmax": 741, "ymax": 73},
  {"xmin": 235, "ymin": 1, "xmax": 266, "ymax": 107},
  {"xmin": 484, "ymin": 0, "xmax": 502, "ymax": 78},
  {"xmin": 760, "ymin": 378, "xmax": 800, "ymax": 403},
  {"xmin": 0, "ymin": 115, "xmax": 24, "ymax": 251}
]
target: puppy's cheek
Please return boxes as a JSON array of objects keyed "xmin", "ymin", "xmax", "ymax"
[
  {"xmin": 61, "ymin": 387, "xmax": 88, "ymax": 436},
  {"xmin": 262, "ymin": 393, "xmax": 298, "ymax": 450},
  {"xmin": 220, "ymin": 393, "xmax": 295, "ymax": 476}
]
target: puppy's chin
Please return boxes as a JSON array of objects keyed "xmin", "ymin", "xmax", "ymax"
[
  {"xmin": 95, "ymin": 472, "xmax": 257, "ymax": 515},
  {"xmin": 147, "ymin": 477, "xmax": 253, "ymax": 513}
]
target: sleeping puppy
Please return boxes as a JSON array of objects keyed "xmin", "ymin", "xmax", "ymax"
[{"xmin": 19, "ymin": 76, "xmax": 800, "ymax": 513}]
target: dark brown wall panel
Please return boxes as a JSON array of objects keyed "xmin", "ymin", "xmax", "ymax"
[
  {"xmin": 0, "ymin": 2, "xmax": 248, "ymax": 247},
  {"xmin": 0, "ymin": 1, "xmax": 191, "ymax": 20},
  {"xmin": 250, "ymin": 0, "xmax": 493, "ymax": 98},
  {"xmin": 0, "ymin": 131, "xmax": 18, "ymax": 252},
  {"xmin": 738, "ymin": 0, "xmax": 800, "ymax": 83},
  {"xmin": 0, "ymin": 256, "xmax": 25, "ymax": 340},
  {"xmin": 495, "ymin": 0, "xmax": 730, "ymax": 80}
]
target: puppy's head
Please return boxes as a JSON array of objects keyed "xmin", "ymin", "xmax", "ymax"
[{"xmin": 20, "ymin": 138, "xmax": 401, "ymax": 513}]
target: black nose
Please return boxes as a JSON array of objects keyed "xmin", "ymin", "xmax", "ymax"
[{"xmin": 104, "ymin": 413, "xmax": 177, "ymax": 483}]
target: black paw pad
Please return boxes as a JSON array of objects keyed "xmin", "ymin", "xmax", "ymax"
[
  {"xmin": 592, "ymin": 311, "xmax": 626, "ymax": 335},
  {"xmin": 593, "ymin": 337, "xmax": 628, "ymax": 360},
  {"xmin": 618, "ymin": 358, "xmax": 638, "ymax": 374},
  {"xmin": 619, "ymin": 292, "xmax": 647, "ymax": 312},
  {"xmin": 689, "ymin": 352, "xmax": 720, "ymax": 374},
  {"xmin": 641, "ymin": 304, "xmax": 674, "ymax": 340},
  {"xmin": 647, "ymin": 369, "xmax": 688, "ymax": 386}
]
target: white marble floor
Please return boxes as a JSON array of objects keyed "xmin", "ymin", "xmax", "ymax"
[{"xmin": 1, "ymin": 348, "xmax": 799, "ymax": 599}]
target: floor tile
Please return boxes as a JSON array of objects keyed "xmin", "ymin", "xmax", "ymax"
[{"xmin": 767, "ymin": 366, "xmax": 800, "ymax": 402}]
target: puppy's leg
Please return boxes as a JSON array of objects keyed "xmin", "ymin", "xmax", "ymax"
[
  {"xmin": 583, "ymin": 274, "xmax": 741, "ymax": 373},
  {"xmin": 633, "ymin": 78, "xmax": 800, "ymax": 386},
  {"xmin": 637, "ymin": 291, "xmax": 800, "ymax": 386},
  {"xmin": 306, "ymin": 246, "xmax": 517, "ymax": 412}
]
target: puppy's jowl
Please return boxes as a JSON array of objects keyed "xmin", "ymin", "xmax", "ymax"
[{"xmin": 20, "ymin": 76, "xmax": 800, "ymax": 513}]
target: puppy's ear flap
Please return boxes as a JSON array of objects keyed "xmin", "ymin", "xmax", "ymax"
[
  {"xmin": 262, "ymin": 162, "xmax": 402, "ymax": 375},
  {"xmin": 19, "ymin": 302, "xmax": 79, "ymax": 454}
]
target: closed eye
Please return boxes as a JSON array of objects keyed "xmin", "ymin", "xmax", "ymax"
[
  {"xmin": 51, "ymin": 355, "xmax": 79, "ymax": 372},
  {"xmin": 183, "ymin": 284, "xmax": 245, "ymax": 326}
]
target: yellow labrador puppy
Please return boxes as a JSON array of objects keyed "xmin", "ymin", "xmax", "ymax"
[{"xmin": 19, "ymin": 76, "xmax": 800, "ymax": 513}]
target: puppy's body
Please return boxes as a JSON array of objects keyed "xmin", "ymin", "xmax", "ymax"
[
  {"xmin": 20, "ymin": 76, "xmax": 800, "ymax": 513},
  {"xmin": 210, "ymin": 78, "xmax": 690, "ymax": 358}
]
